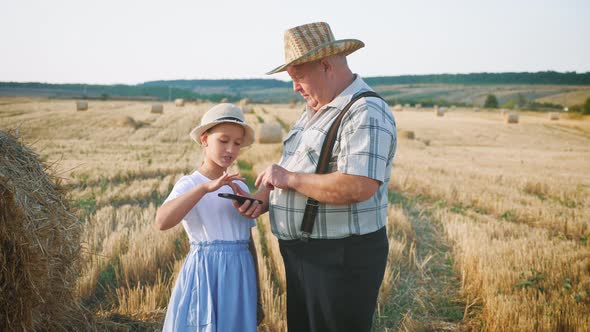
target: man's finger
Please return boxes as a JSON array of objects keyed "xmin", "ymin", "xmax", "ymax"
[{"xmin": 255, "ymin": 171, "xmax": 265, "ymax": 187}]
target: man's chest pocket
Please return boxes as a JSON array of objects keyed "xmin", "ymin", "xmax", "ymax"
[{"xmin": 299, "ymin": 128, "xmax": 339, "ymax": 171}]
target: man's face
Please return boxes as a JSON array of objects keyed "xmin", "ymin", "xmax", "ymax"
[{"xmin": 287, "ymin": 61, "xmax": 329, "ymax": 112}]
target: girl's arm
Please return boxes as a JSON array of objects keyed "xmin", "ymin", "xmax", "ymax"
[
  {"xmin": 155, "ymin": 172, "xmax": 245, "ymax": 231},
  {"xmin": 155, "ymin": 184, "xmax": 208, "ymax": 231}
]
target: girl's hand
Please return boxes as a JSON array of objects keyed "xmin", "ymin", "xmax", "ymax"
[
  {"xmin": 231, "ymin": 185, "xmax": 264, "ymax": 219},
  {"xmin": 203, "ymin": 172, "xmax": 245, "ymax": 193}
]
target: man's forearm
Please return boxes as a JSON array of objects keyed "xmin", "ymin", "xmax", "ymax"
[{"xmin": 287, "ymin": 171, "xmax": 379, "ymax": 205}]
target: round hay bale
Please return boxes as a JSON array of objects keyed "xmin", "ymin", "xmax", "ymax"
[
  {"xmin": 241, "ymin": 106, "xmax": 254, "ymax": 114},
  {"xmin": 435, "ymin": 108, "xmax": 445, "ymax": 117},
  {"xmin": 473, "ymin": 108, "xmax": 480, "ymax": 112},
  {"xmin": 415, "ymin": 104, "xmax": 422, "ymax": 109},
  {"xmin": 239, "ymin": 98, "xmax": 252, "ymax": 106},
  {"xmin": 257, "ymin": 123, "xmax": 283, "ymax": 143},
  {"xmin": 220, "ymin": 98, "xmax": 229, "ymax": 103},
  {"xmin": 174, "ymin": 98, "xmax": 185, "ymax": 107},
  {"xmin": 548, "ymin": 112, "xmax": 560, "ymax": 120},
  {"xmin": 399, "ymin": 130, "xmax": 415, "ymax": 139},
  {"xmin": 392, "ymin": 104, "xmax": 403, "ymax": 112},
  {"xmin": 404, "ymin": 103, "xmax": 411, "ymax": 108},
  {"xmin": 76, "ymin": 101, "xmax": 88, "ymax": 111},
  {"xmin": 505, "ymin": 113, "xmax": 519, "ymax": 124},
  {"xmin": 114, "ymin": 115, "xmax": 138, "ymax": 129},
  {"xmin": 0, "ymin": 130, "xmax": 88, "ymax": 331},
  {"xmin": 151, "ymin": 103, "xmax": 163, "ymax": 114}
]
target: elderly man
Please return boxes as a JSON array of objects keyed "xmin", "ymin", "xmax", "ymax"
[{"xmin": 234, "ymin": 22, "xmax": 397, "ymax": 332}]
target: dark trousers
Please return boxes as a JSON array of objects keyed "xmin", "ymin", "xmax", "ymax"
[{"xmin": 278, "ymin": 227, "xmax": 388, "ymax": 332}]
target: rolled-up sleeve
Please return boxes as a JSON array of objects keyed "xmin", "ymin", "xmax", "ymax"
[{"xmin": 337, "ymin": 101, "xmax": 396, "ymax": 183}]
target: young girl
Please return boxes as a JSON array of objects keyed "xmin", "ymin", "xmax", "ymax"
[{"xmin": 155, "ymin": 103, "xmax": 262, "ymax": 332}]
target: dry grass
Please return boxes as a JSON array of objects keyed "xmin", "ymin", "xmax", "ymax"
[{"xmin": 2, "ymin": 98, "xmax": 589, "ymax": 330}]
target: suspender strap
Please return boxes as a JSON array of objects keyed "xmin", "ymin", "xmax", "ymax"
[{"xmin": 300, "ymin": 91, "xmax": 385, "ymax": 241}]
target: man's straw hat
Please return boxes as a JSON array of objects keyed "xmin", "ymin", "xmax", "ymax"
[
  {"xmin": 189, "ymin": 103, "xmax": 255, "ymax": 147},
  {"xmin": 266, "ymin": 22, "xmax": 364, "ymax": 75}
]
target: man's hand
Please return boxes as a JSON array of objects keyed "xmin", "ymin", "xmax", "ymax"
[{"xmin": 255, "ymin": 164, "xmax": 293, "ymax": 190}]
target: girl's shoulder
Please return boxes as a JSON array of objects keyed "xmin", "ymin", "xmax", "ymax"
[{"xmin": 172, "ymin": 171, "xmax": 207, "ymax": 192}]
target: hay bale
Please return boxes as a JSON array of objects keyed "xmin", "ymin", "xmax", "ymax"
[
  {"xmin": 0, "ymin": 130, "xmax": 88, "ymax": 331},
  {"xmin": 548, "ymin": 112, "xmax": 560, "ymax": 120},
  {"xmin": 114, "ymin": 115, "xmax": 139, "ymax": 129},
  {"xmin": 505, "ymin": 113, "xmax": 519, "ymax": 124},
  {"xmin": 435, "ymin": 108, "xmax": 445, "ymax": 117},
  {"xmin": 404, "ymin": 103, "xmax": 411, "ymax": 108},
  {"xmin": 174, "ymin": 98, "xmax": 185, "ymax": 107},
  {"xmin": 76, "ymin": 101, "xmax": 88, "ymax": 111},
  {"xmin": 220, "ymin": 98, "xmax": 229, "ymax": 103},
  {"xmin": 415, "ymin": 104, "xmax": 422, "ymax": 109},
  {"xmin": 393, "ymin": 104, "xmax": 403, "ymax": 112},
  {"xmin": 239, "ymin": 98, "xmax": 252, "ymax": 106},
  {"xmin": 151, "ymin": 103, "xmax": 163, "ymax": 114},
  {"xmin": 398, "ymin": 130, "xmax": 415, "ymax": 139},
  {"xmin": 473, "ymin": 108, "xmax": 480, "ymax": 112},
  {"xmin": 241, "ymin": 106, "xmax": 254, "ymax": 114},
  {"xmin": 257, "ymin": 123, "xmax": 283, "ymax": 143}
]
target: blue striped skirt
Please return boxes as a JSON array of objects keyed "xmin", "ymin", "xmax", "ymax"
[{"xmin": 162, "ymin": 240, "xmax": 257, "ymax": 332}]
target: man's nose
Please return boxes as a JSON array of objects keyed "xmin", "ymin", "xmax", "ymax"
[{"xmin": 292, "ymin": 81, "xmax": 301, "ymax": 93}]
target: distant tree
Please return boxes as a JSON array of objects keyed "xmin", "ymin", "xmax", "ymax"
[
  {"xmin": 484, "ymin": 94, "xmax": 499, "ymax": 108},
  {"xmin": 583, "ymin": 97, "xmax": 590, "ymax": 115}
]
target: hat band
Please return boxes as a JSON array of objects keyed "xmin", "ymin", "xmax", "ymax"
[{"xmin": 215, "ymin": 116, "xmax": 244, "ymax": 123}]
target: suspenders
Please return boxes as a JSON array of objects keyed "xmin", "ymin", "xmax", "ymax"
[{"xmin": 299, "ymin": 91, "xmax": 385, "ymax": 241}]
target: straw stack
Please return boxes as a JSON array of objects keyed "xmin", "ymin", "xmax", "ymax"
[
  {"xmin": 174, "ymin": 98, "xmax": 185, "ymax": 107},
  {"xmin": 0, "ymin": 130, "xmax": 89, "ymax": 331},
  {"xmin": 151, "ymin": 104, "xmax": 163, "ymax": 114},
  {"xmin": 257, "ymin": 123, "xmax": 283, "ymax": 143},
  {"xmin": 435, "ymin": 107, "xmax": 445, "ymax": 117},
  {"xmin": 505, "ymin": 113, "xmax": 519, "ymax": 124},
  {"xmin": 548, "ymin": 112, "xmax": 560, "ymax": 121},
  {"xmin": 398, "ymin": 130, "xmax": 415, "ymax": 139},
  {"xmin": 76, "ymin": 101, "xmax": 88, "ymax": 111}
]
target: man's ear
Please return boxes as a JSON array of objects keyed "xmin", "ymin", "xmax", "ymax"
[
  {"xmin": 200, "ymin": 133, "xmax": 208, "ymax": 146},
  {"xmin": 320, "ymin": 58, "xmax": 331, "ymax": 73}
]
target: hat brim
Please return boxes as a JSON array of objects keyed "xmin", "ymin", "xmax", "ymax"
[
  {"xmin": 190, "ymin": 120, "xmax": 256, "ymax": 148},
  {"xmin": 266, "ymin": 39, "xmax": 364, "ymax": 75}
]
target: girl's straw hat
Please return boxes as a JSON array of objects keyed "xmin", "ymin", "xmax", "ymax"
[
  {"xmin": 190, "ymin": 103, "xmax": 255, "ymax": 147},
  {"xmin": 266, "ymin": 22, "xmax": 364, "ymax": 75}
]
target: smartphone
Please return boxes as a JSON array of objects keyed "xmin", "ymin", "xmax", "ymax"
[{"xmin": 218, "ymin": 193, "xmax": 263, "ymax": 205}]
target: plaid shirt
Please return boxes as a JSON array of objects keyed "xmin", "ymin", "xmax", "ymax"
[{"xmin": 269, "ymin": 75, "xmax": 397, "ymax": 240}]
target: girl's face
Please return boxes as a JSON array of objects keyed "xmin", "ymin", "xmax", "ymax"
[{"xmin": 201, "ymin": 122, "xmax": 245, "ymax": 169}]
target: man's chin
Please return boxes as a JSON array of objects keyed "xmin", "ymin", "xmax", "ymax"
[{"xmin": 306, "ymin": 100, "xmax": 319, "ymax": 111}]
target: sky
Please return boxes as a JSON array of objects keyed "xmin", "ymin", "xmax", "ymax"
[{"xmin": 1, "ymin": 0, "xmax": 588, "ymax": 84}]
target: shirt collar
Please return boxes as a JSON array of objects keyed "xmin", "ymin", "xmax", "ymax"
[{"xmin": 324, "ymin": 74, "xmax": 370, "ymax": 111}]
